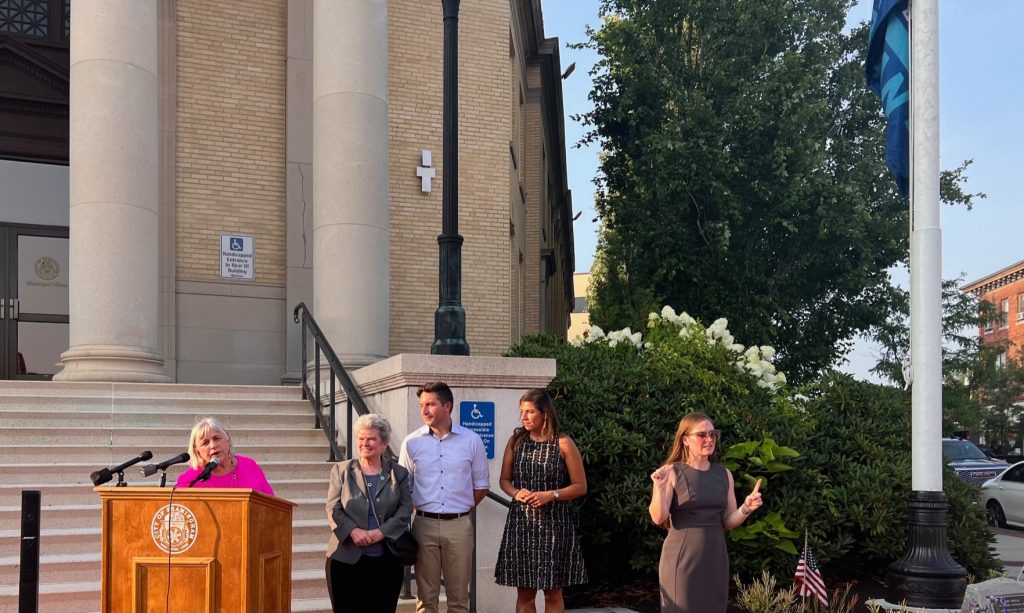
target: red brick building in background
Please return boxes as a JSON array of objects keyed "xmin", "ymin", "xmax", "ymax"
[{"xmin": 962, "ymin": 259, "xmax": 1024, "ymax": 363}]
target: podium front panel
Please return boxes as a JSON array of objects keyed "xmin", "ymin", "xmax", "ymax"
[{"xmin": 97, "ymin": 487, "xmax": 294, "ymax": 613}]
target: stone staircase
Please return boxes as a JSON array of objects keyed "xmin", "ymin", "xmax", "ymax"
[{"xmin": 0, "ymin": 380, "xmax": 420, "ymax": 613}]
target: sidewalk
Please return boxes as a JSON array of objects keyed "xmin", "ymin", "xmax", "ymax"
[{"xmin": 993, "ymin": 527, "xmax": 1024, "ymax": 579}]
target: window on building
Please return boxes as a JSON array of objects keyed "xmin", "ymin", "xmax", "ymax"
[
  {"xmin": 997, "ymin": 351, "xmax": 1007, "ymax": 369},
  {"xmin": 1001, "ymin": 298, "xmax": 1010, "ymax": 329},
  {"xmin": 0, "ymin": 0, "xmax": 70, "ymax": 43},
  {"xmin": 1018, "ymin": 293, "xmax": 1024, "ymax": 322}
]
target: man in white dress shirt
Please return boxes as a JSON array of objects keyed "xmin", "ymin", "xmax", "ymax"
[{"xmin": 399, "ymin": 381, "xmax": 490, "ymax": 613}]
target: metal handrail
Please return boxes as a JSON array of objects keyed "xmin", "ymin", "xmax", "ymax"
[
  {"xmin": 468, "ymin": 491, "xmax": 513, "ymax": 612},
  {"xmin": 292, "ymin": 302, "xmax": 376, "ymax": 462}
]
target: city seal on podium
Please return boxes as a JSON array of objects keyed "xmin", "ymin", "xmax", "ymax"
[{"xmin": 151, "ymin": 504, "xmax": 199, "ymax": 554}]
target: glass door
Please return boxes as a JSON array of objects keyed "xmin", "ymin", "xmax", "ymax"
[{"xmin": 1, "ymin": 224, "xmax": 69, "ymax": 379}]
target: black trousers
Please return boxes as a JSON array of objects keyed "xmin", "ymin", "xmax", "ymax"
[{"xmin": 326, "ymin": 552, "xmax": 405, "ymax": 613}]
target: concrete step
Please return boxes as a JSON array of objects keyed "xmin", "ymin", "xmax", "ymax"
[
  {"xmin": 0, "ymin": 380, "xmax": 302, "ymax": 400},
  {"xmin": 0, "ymin": 444, "xmax": 330, "ymax": 464},
  {"xmin": 0, "ymin": 426, "xmax": 327, "ymax": 447},
  {"xmin": 0, "ymin": 552, "xmax": 100, "ymax": 585},
  {"xmin": 0, "ymin": 497, "xmax": 330, "ymax": 533},
  {"xmin": 0, "ymin": 525, "xmax": 98, "ymax": 558},
  {"xmin": 0, "ymin": 459, "xmax": 334, "ymax": 485},
  {"xmin": 0, "ymin": 392, "xmax": 308, "ymax": 411},
  {"xmin": 0, "ymin": 517, "xmax": 329, "ymax": 559},
  {"xmin": 0, "ymin": 503, "xmax": 99, "ymax": 527},
  {"xmin": 0, "ymin": 477, "xmax": 331, "ymax": 507},
  {"xmin": 0, "ymin": 408, "xmax": 316, "ymax": 429},
  {"xmin": 0, "ymin": 580, "xmax": 99, "ymax": 613}
]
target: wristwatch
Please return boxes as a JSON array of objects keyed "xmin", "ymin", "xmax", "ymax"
[{"xmin": 552, "ymin": 490, "xmax": 560, "ymax": 500}]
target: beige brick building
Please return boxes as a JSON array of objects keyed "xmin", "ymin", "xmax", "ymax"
[{"xmin": 0, "ymin": 0, "xmax": 574, "ymax": 383}]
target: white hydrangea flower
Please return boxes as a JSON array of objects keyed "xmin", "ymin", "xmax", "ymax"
[
  {"xmin": 760, "ymin": 345, "xmax": 776, "ymax": 360},
  {"xmin": 679, "ymin": 312, "xmax": 696, "ymax": 326},
  {"xmin": 661, "ymin": 305, "xmax": 678, "ymax": 320},
  {"xmin": 730, "ymin": 343, "xmax": 745, "ymax": 353}
]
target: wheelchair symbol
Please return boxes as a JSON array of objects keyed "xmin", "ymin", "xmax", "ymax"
[
  {"xmin": 230, "ymin": 238, "xmax": 244, "ymax": 251},
  {"xmin": 470, "ymin": 405, "xmax": 483, "ymax": 420}
]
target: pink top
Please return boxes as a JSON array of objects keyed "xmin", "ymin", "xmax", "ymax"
[{"xmin": 175, "ymin": 455, "xmax": 275, "ymax": 496}]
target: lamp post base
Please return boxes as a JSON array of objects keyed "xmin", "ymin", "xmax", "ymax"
[
  {"xmin": 431, "ymin": 305, "xmax": 469, "ymax": 355},
  {"xmin": 885, "ymin": 490, "xmax": 967, "ymax": 609}
]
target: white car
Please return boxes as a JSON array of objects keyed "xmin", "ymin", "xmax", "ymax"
[{"xmin": 980, "ymin": 461, "xmax": 1024, "ymax": 528}]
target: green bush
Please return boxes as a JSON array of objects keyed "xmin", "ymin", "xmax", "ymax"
[
  {"xmin": 796, "ymin": 373, "xmax": 999, "ymax": 580},
  {"xmin": 508, "ymin": 310, "xmax": 999, "ymax": 587}
]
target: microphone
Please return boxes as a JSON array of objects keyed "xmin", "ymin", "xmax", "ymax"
[
  {"xmin": 188, "ymin": 457, "xmax": 222, "ymax": 487},
  {"xmin": 90, "ymin": 450, "xmax": 154, "ymax": 486},
  {"xmin": 139, "ymin": 452, "xmax": 190, "ymax": 478}
]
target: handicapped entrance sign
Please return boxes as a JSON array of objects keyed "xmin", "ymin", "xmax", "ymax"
[{"xmin": 459, "ymin": 401, "xmax": 495, "ymax": 459}]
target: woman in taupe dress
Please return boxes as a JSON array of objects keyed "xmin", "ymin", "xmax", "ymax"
[{"xmin": 649, "ymin": 412, "xmax": 763, "ymax": 613}]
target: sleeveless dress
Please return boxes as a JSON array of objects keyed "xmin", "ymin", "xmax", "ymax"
[
  {"xmin": 494, "ymin": 438, "xmax": 587, "ymax": 590},
  {"xmin": 659, "ymin": 463, "xmax": 730, "ymax": 613}
]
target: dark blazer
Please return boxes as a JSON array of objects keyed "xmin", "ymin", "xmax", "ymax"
[{"xmin": 325, "ymin": 457, "xmax": 413, "ymax": 564}]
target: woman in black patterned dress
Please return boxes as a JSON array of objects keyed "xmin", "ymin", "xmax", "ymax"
[{"xmin": 495, "ymin": 389, "xmax": 588, "ymax": 613}]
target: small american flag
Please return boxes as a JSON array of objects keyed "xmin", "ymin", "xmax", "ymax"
[{"xmin": 795, "ymin": 540, "xmax": 828, "ymax": 607}]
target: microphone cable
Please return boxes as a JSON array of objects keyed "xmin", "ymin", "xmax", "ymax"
[{"xmin": 164, "ymin": 481, "xmax": 181, "ymax": 613}]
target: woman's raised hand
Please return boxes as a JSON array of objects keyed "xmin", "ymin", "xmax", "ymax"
[
  {"xmin": 650, "ymin": 464, "xmax": 673, "ymax": 483},
  {"xmin": 743, "ymin": 479, "xmax": 763, "ymax": 513}
]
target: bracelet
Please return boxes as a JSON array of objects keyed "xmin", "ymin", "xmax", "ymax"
[
  {"xmin": 512, "ymin": 488, "xmax": 521, "ymax": 499},
  {"xmin": 740, "ymin": 503, "xmax": 751, "ymax": 516}
]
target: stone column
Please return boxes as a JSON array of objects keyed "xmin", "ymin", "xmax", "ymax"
[
  {"xmin": 56, "ymin": 0, "xmax": 168, "ymax": 382},
  {"xmin": 311, "ymin": 0, "xmax": 389, "ymax": 368}
]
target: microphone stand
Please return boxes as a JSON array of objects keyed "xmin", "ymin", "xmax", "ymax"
[
  {"xmin": 158, "ymin": 469, "xmax": 168, "ymax": 488},
  {"xmin": 115, "ymin": 471, "xmax": 127, "ymax": 487}
]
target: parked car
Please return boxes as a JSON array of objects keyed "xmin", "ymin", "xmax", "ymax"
[
  {"xmin": 943, "ymin": 438, "xmax": 1009, "ymax": 486},
  {"xmin": 980, "ymin": 461, "xmax": 1024, "ymax": 528}
]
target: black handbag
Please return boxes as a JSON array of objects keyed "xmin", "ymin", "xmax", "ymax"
[
  {"xmin": 384, "ymin": 529, "xmax": 419, "ymax": 566},
  {"xmin": 366, "ymin": 469, "xmax": 419, "ymax": 566}
]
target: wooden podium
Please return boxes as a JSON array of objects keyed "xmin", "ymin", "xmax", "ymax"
[{"xmin": 96, "ymin": 487, "xmax": 296, "ymax": 613}]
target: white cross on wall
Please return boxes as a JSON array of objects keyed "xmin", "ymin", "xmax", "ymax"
[{"xmin": 416, "ymin": 150, "xmax": 435, "ymax": 193}]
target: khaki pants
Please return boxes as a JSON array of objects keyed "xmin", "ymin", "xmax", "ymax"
[{"xmin": 412, "ymin": 514, "xmax": 473, "ymax": 613}]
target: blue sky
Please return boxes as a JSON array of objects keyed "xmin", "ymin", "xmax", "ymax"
[{"xmin": 541, "ymin": 0, "xmax": 1024, "ymax": 378}]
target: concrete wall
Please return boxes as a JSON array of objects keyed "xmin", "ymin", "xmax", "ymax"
[{"xmin": 174, "ymin": 0, "xmax": 288, "ymax": 383}]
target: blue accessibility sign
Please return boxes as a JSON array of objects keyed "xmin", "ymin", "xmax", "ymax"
[{"xmin": 459, "ymin": 401, "xmax": 495, "ymax": 459}]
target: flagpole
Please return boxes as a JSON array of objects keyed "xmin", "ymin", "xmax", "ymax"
[
  {"xmin": 885, "ymin": 0, "xmax": 966, "ymax": 605},
  {"xmin": 801, "ymin": 530, "xmax": 808, "ymax": 613}
]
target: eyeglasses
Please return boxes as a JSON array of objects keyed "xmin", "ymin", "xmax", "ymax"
[{"xmin": 686, "ymin": 430, "xmax": 721, "ymax": 440}]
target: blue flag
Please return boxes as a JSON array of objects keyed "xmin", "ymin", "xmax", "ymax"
[{"xmin": 866, "ymin": 0, "xmax": 909, "ymax": 198}]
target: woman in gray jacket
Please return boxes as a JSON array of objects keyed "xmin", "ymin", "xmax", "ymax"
[{"xmin": 325, "ymin": 413, "xmax": 413, "ymax": 613}]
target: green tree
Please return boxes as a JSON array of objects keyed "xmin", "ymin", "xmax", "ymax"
[
  {"xmin": 867, "ymin": 279, "xmax": 1016, "ymax": 437},
  {"xmin": 579, "ymin": 1, "xmax": 980, "ymax": 383},
  {"xmin": 973, "ymin": 350, "xmax": 1024, "ymax": 453}
]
